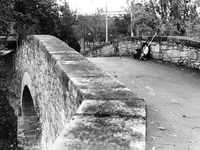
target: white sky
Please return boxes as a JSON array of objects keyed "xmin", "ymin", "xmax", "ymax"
[
  {"xmin": 66, "ymin": 0, "xmax": 127, "ymax": 14},
  {"xmin": 63, "ymin": 0, "xmax": 200, "ymax": 15}
]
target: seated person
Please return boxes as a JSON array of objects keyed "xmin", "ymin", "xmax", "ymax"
[
  {"xmin": 140, "ymin": 41, "xmax": 151, "ymax": 60},
  {"xmin": 133, "ymin": 41, "xmax": 151, "ymax": 60}
]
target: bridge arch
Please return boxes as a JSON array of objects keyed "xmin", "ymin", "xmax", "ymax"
[
  {"xmin": 21, "ymin": 85, "xmax": 35, "ymax": 116},
  {"xmin": 20, "ymin": 72, "xmax": 34, "ymax": 110},
  {"xmin": 18, "ymin": 72, "xmax": 41, "ymax": 149}
]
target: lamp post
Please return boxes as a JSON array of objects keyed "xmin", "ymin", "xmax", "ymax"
[
  {"xmin": 129, "ymin": 1, "xmax": 133, "ymax": 37},
  {"xmin": 88, "ymin": 32, "xmax": 91, "ymax": 49},
  {"xmin": 130, "ymin": 9, "xmax": 133, "ymax": 37},
  {"xmin": 106, "ymin": 0, "xmax": 108, "ymax": 42}
]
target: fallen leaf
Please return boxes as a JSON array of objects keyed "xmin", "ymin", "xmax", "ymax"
[
  {"xmin": 158, "ymin": 127, "xmax": 166, "ymax": 130},
  {"xmin": 189, "ymin": 140, "xmax": 196, "ymax": 143}
]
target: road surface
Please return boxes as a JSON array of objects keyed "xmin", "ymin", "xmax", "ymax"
[{"xmin": 88, "ymin": 57, "xmax": 200, "ymax": 150}]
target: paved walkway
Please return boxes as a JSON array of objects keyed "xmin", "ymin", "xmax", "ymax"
[{"xmin": 88, "ymin": 57, "xmax": 200, "ymax": 150}]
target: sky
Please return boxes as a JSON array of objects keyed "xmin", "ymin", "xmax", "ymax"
[
  {"xmin": 60, "ymin": 0, "xmax": 200, "ymax": 15},
  {"xmin": 65, "ymin": 0, "xmax": 127, "ymax": 14}
]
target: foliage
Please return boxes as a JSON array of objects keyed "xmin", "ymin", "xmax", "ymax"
[
  {"xmin": 2, "ymin": 0, "xmax": 198, "ymax": 47},
  {"xmin": 57, "ymin": 3, "xmax": 80, "ymax": 52},
  {"xmin": 149, "ymin": 0, "xmax": 199, "ymax": 36},
  {"xmin": 0, "ymin": 0, "xmax": 15, "ymax": 34},
  {"xmin": 113, "ymin": 14, "xmax": 131, "ymax": 37},
  {"xmin": 185, "ymin": 18, "xmax": 200, "ymax": 38},
  {"xmin": 116, "ymin": 0, "xmax": 200, "ymax": 38},
  {"xmin": 74, "ymin": 11, "xmax": 106, "ymax": 43},
  {"xmin": 0, "ymin": 0, "xmax": 80, "ymax": 52},
  {"xmin": 114, "ymin": 1, "xmax": 160, "ymax": 36}
]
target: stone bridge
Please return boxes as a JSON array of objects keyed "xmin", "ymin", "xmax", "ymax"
[
  {"xmin": 1, "ymin": 34, "xmax": 200, "ymax": 150},
  {"xmin": 0, "ymin": 35, "xmax": 146, "ymax": 150}
]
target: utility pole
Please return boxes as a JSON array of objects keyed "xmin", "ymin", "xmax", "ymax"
[
  {"xmin": 130, "ymin": 1, "xmax": 133, "ymax": 37},
  {"xmin": 106, "ymin": 0, "xmax": 108, "ymax": 42},
  {"xmin": 130, "ymin": 9, "xmax": 133, "ymax": 37}
]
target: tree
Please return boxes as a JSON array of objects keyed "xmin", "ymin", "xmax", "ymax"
[
  {"xmin": 123, "ymin": 0, "xmax": 200, "ymax": 37},
  {"xmin": 0, "ymin": 0, "xmax": 15, "ymax": 34},
  {"xmin": 149, "ymin": 0, "xmax": 198, "ymax": 36},
  {"xmin": 0, "ymin": 0, "xmax": 81, "ymax": 52},
  {"xmin": 113, "ymin": 14, "xmax": 131, "ymax": 37},
  {"xmin": 74, "ymin": 10, "xmax": 106, "ymax": 44},
  {"xmin": 56, "ymin": 2, "xmax": 80, "ymax": 52},
  {"xmin": 121, "ymin": 0, "xmax": 160, "ymax": 36},
  {"xmin": 14, "ymin": 0, "xmax": 60, "ymax": 41}
]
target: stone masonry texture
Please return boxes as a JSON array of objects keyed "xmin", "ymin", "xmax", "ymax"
[
  {"xmin": 99, "ymin": 36, "xmax": 200, "ymax": 69},
  {"xmin": 14, "ymin": 35, "xmax": 147, "ymax": 150}
]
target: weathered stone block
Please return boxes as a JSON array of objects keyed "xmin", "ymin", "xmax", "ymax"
[
  {"xmin": 51, "ymin": 115, "xmax": 146, "ymax": 150},
  {"xmin": 153, "ymin": 44, "xmax": 160, "ymax": 53},
  {"xmin": 193, "ymin": 62, "xmax": 200, "ymax": 69},
  {"xmin": 180, "ymin": 51, "xmax": 188, "ymax": 58},
  {"xmin": 161, "ymin": 45, "xmax": 167, "ymax": 50},
  {"xmin": 77, "ymin": 99, "xmax": 146, "ymax": 118},
  {"xmin": 183, "ymin": 46, "xmax": 190, "ymax": 51},
  {"xmin": 173, "ymin": 46, "xmax": 178, "ymax": 50},
  {"xmin": 197, "ymin": 52, "xmax": 200, "ymax": 61},
  {"xmin": 168, "ymin": 46, "xmax": 174, "ymax": 50},
  {"xmin": 152, "ymin": 52, "xmax": 163, "ymax": 60},
  {"xmin": 171, "ymin": 50, "xmax": 180, "ymax": 58},
  {"xmin": 189, "ymin": 51, "xmax": 197, "ymax": 59},
  {"xmin": 172, "ymin": 58, "xmax": 180, "ymax": 63},
  {"xmin": 70, "ymin": 76, "xmax": 126, "ymax": 90},
  {"xmin": 79, "ymin": 87, "xmax": 140, "ymax": 101}
]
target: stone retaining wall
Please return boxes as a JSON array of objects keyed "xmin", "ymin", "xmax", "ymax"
[
  {"xmin": 100, "ymin": 36, "xmax": 200, "ymax": 69},
  {"xmin": 150, "ymin": 36, "xmax": 200, "ymax": 69},
  {"xmin": 15, "ymin": 35, "xmax": 146, "ymax": 150}
]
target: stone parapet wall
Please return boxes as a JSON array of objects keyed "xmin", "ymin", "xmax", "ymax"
[
  {"xmin": 15, "ymin": 35, "xmax": 85, "ymax": 149},
  {"xmin": 100, "ymin": 36, "xmax": 200, "ymax": 69},
  {"xmin": 150, "ymin": 36, "xmax": 200, "ymax": 69},
  {"xmin": 15, "ymin": 35, "xmax": 146, "ymax": 150}
]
